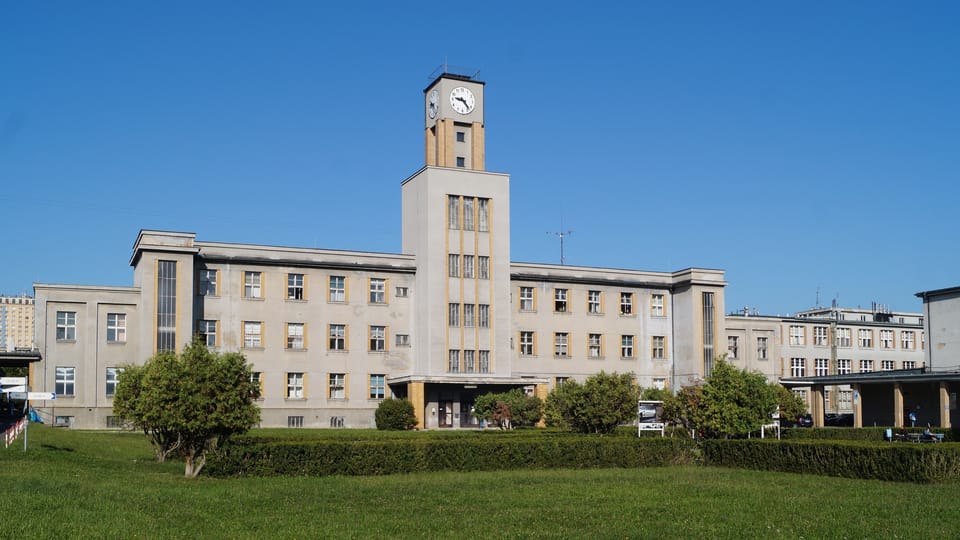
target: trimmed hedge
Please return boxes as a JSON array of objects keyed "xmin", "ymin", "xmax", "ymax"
[
  {"xmin": 702, "ymin": 439, "xmax": 960, "ymax": 483},
  {"xmin": 207, "ymin": 436, "xmax": 694, "ymax": 477},
  {"xmin": 782, "ymin": 427, "xmax": 958, "ymax": 442}
]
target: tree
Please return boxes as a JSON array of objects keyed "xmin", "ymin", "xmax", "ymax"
[
  {"xmin": 698, "ymin": 358, "xmax": 777, "ymax": 438},
  {"xmin": 375, "ymin": 398, "xmax": 418, "ymax": 430},
  {"xmin": 473, "ymin": 389, "xmax": 543, "ymax": 429},
  {"xmin": 662, "ymin": 384, "xmax": 704, "ymax": 435},
  {"xmin": 113, "ymin": 339, "xmax": 261, "ymax": 478},
  {"xmin": 545, "ymin": 372, "xmax": 639, "ymax": 434},
  {"xmin": 774, "ymin": 384, "xmax": 807, "ymax": 424}
]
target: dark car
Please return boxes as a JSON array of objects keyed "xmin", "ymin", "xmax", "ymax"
[
  {"xmin": 824, "ymin": 413, "xmax": 854, "ymax": 426},
  {"xmin": 784, "ymin": 414, "xmax": 813, "ymax": 427}
]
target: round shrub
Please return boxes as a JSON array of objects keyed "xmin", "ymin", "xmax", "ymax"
[{"xmin": 375, "ymin": 398, "xmax": 418, "ymax": 430}]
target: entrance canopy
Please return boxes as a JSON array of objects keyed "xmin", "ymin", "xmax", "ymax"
[{"xmin": 0, "ymin": 351, "xmax": 41, "ymax": 369}]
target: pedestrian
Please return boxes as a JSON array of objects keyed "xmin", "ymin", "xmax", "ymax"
[{"xmin": 908, "ymin": 410, "xmax": 917, "ymax": 427}]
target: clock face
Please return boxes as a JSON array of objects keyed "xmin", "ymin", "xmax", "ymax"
[
  {"xmin": 428, "ymin": 89, "xmax": 439, "ymax": 119},
  {"xmin": 449, "ymin": 86, "xmax": 475, "ymax": 114}
]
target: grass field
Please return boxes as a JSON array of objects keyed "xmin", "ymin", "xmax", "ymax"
[{"xmin": 2, "ymin": 425, "xmax": 958, "ymax": 538}]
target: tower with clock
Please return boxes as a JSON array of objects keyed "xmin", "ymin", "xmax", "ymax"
[{"xmin": 424, "ymin": 73, "xmax": 485, "ymax": 170}]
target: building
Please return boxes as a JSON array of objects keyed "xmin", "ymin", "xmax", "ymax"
[
  {"xmin": 31, "ymin": 72, "xmax": 729, "ymax": 429},
  {"xmin": 916, "ymin": 286, "xmax": 960, "ymax": 369},
  {"xmin": 0, "ymin": 294, "xmax": 35, "ymax": 352}
]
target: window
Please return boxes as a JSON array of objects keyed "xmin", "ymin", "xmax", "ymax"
[
  {"xmin": 243, "ymin": 321, "xmax": 262, "ymax": 348},
  {"xmin": 329, "ymin": 276, "xmax": 346, "ymax": 302},
  {"xmin": 881, "ymin": 360, "xmax": 895, "ymax": 371},
  {"xmin": 396, "ymin": 286, "xmax": 409, "ymax": 298},
  {"xmin": 790, "ymin": 358, "xmax": 806, "ymax": 377},
  {"xmin": 703, "ymin": 292, "xmax": 715, "ymax": 376},
  {"xmin": 463, "ymin": 198, "xmax": 475, "ymax": 230},
  {"xmin": 520, "ymin": 331, "xmax": 535, "ymax": 356},
  {"xmin": 106, "ymin": 313, "xmax": 126, "ymax": 343},
  {"xmin": 448, "ymin": 195, "xmax": 460, "ymax": 229},
  {"xmin": 880, "ymin": 330, "xmax": 894, "ymax": 349},
  {"xmin": 587, "ymin": 290, "xmax": 602, "ymax": 314},
  {"xmin": 836, "ymin": 328, "xmax": 852, "ymax": 347},
  {"xmin": 286, "ymin": 372, "xmax": 304, "ymax": 399},
  {"xmin": 464, "ymin": 349, "xmax": 475, "ymax": 373},
  {"xmin": 588, "ymin": 333, "xmax": 603, "ymax": 358},
  {"xmin": 554, "ymin": 332, "xmax": 569, "ymax": 357},
  {"xmin": 463, "ymin": 304, "xmax": 475, "ymax": 327},
  {"xmin": 330, "ymin": 416, "xmax": 345, "ymax": 428},
  {"xmin": 456, "ymin": 131, "xmax": 465, "ymax": 142},
  {"xmin": 757, "ymin": 337, "xmax": 768, "ymax": 360},
  {"xmin": 286, "ymin": 323, "xmax": 305, "ymax": 350},
  {"xmin": 448, "ymin": 303, "xmax": 460, "ymax": 327},
  {"xmin": 395, "ymin": 333, "xmax": 410, "ymax": 347},
  {"xmin": 555, "ymin": 376, "xmax": 570, "ymax": 388},
  {"xmin": 479, "ymin": 350, "xmax": 490, "ymax": 373},
  {"xmin": 287, "ymin": 273, "xmax": 305, "ymax": 300},
  {"xmin": 838, "ymin": 390, "xmax": 852, "ymax": 409},
  {"xmin": 903, "ymin": 360, "xmax": 916, "ymax": 370},
  {"xmin": 652, "ymin": 336, "xmax": 666, "ymax": 360},
  {"xmin": 814, "ymin": 326, "xmax": 828, "ymax": 346},
  {"xmin": 651, "ymin": 294, "xmax": 665, "ymax": 317},
  {"xmin": 369, "ymin": 374, "xmax": 386, "ymax": 400},
  {"xmin": 448, "ymin": 254, "xmax": 460, "ymax": 277},
  {"xmin": 56, "ymin": 311, "xmax": 76, "ymax": 341},
  {"xmin": 55, "ymin": 366, "xmax": 75, "ymax": 396},
  {"xmin": 105, "ymin": 367, "xmax": 122, "ymax": 396},
  {"xmin": 901, "ymin": 331, "xmax": 915, "ymax": 350},
  {"xmin": 199, "ymin": 269, "xmax": 218, "ymax": 296},
  {"xmin": 621, "ymin": 335, "xmax": 634, "ymax": 358},
  {"xmin": 789, "ymin": 325, "xmax": 805, "ymax": 346},
  {"xmin": 329, "ymin": 373, "xmax": 345, "ymax": 399},
  {"xmin": 106, "ymin": 416, "xmax": 123, "ymax": 428},
  {"xmin": 555, "ymin": 289, "xmax": 568, "ymax": 313},
  {"xmin": 478, "ymin": 198, "xmax": 489, "ymax": 232},
  {"xmin": 288, "ymin": 416, "xmax": 304, "ymax": 428},
  {"xmin": 369, "ymin": 326, "xmax": 386, "ymax": 352},
  {"xmin": 922, "ymin": 332, "xmax": 925, "ymax": 350},
  {"xmin": 461, "ymin": 255, "xmax": 474, "ymax": 279},
  {"xmin": 858, "ymin": 329, "xmax": 873, "ymax": 348},
  {"xmin": 197, "ymin": 320, "xmax": 218, "ymax": 347},
  {"xmin": 478, "ymin": 304, "xmax": 490, "ymax": 328},
  {"xmin": 329, "ymin": 324, "xmax": 346, "ymax": 351},
  {"xmin": 815, "ymin": 358, "xmax": 829, "ymax": 376},
  {"xmin": 793, "ymin": 389, "xmax": 807, "ymax": 405},
  {"xmin": 456, "ymin": 156, "xmax": 465, "ymax": 168},
  {"xmin": 519, "ymin": 287, "xmax": 534, "ymax": 311},
  {"xmin": 249, "ymin": 372, "xmax": 263, "ymax": 399},
  {"xmin": 859, "ymin": 359, "xmax": 873, "ymax": 373},
  {"xmin": 157, "ymin": 260, "xmax": 177, "ymax": 352},
  {"xmin": 727, "ymin": 336, "xmax": 739, "ymax": 359},
  {"xmin": 244, "ymin": 271, "xmax": 262, "ymax": 299},
  {"xmin": 653, "ymin": 378, "xmax": 666, "ymax": 391},
  {"xmin": 478, "ymin": 256, "xmax": 489, "ymax": 279},
  {"xmin": 619, "ymin": 292, "xmax": 633, "ymax": 315},
  {"xmin": 448, "ymin": 350, "xmax": 460, "ymax": 372},
  {"xmin": 837, "ymin": 359, "xmax": 851, "ymax": 375},
  {"xmin": 369, "ymin": 278, "xmax": 386, "ymax": 304}
]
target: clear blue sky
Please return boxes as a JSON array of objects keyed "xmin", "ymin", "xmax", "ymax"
[{"xmin": 3, "ymin": 2, "xmax": 958, "ymax": 316}]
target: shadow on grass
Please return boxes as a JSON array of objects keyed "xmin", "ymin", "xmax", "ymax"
[{"xmin": 40, "ymin": 444, "xmax": 76, "ymax": 452}]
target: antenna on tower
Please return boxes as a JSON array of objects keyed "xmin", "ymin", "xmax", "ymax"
[{"xmin": 547, "ymin": 219, "xmax": 573, "ymax": 265}]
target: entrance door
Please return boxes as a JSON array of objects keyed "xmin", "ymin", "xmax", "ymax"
[{"xmin": 439, "ymin": 401, "xmax": 454, "ymax": 428}]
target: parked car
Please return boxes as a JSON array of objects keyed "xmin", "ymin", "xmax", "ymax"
[
  {"xmin": 784, "ymin": 414, "xmax": 813, "ymax": 427},
  {"xmin": 825, "ymin": 413, "xmax": 854, "ymax": 427}
]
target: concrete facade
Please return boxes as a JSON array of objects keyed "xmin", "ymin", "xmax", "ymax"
[{"xmin": 0, "ymin": 294, "xmax": 34, "ymax": 352}]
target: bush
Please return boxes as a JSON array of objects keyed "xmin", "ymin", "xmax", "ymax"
[
  {"xmin": 473, "ymin": 389, "xmax": 543, "ymax": 429},
  {"xmin": 374, "ymin": 398, "xmax": 417, "ymax": 430},
  {"xmin": 545, "ymin": 372, "xmax": 639, "ymax": 434},
  {"xmin": 702, "ymin": 439, "xmax": 960, "ymax": 483},
  {"xmin": 207, "ymin": 435, "xmax": 695, "ymax": 477},
  {"xmin": 782, "ymin": 427, "xmax": 957, "ymax": 442}
]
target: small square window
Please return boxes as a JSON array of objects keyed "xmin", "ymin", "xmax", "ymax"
[
  {"xmin": 456, "ymin": 157, "xmax": 465, "ymax": 168},
  {"xmin": 456, "ymin": 131, "xmax": 465, "ymax": 142}
]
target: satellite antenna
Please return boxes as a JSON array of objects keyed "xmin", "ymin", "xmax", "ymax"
[{"xmin": 547, "ymin": 219, "xmax": 573, "ymax": 265}]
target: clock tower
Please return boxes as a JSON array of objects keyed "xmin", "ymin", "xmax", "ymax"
[{"xmin": 424, "ymin": 73, "xmax": 485, "ymax": 171}]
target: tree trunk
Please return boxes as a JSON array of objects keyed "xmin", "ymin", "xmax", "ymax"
[{"xmin": 184, "ymin": 452, "xmax": 206, "ymax": 478}]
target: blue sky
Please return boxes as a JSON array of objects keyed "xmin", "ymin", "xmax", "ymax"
[{"xmin": 2, "ymin": 2, "xmax": 958, "ymax": 315}]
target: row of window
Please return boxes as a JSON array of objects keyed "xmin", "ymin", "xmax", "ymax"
[
  {"xmin": 726, "ymin": 336, "xmax": 770, "ymax": 360},
  {"xmin": 56, "ymin": 312, "xmax": 127, "ymax": 343},
  {"xmin": 788, "ymin": 357, "xmax": 918, "ymax": 377},
  {"xmin": 518, "ymin": 331, "xmax": 668, "ymax": 360},
  {"xmin": 447, "ymin": 254, "xmax": 491, "ymax": 279},
  {"xmin": 200, "ymin": 270, "xmax": 409, "ymax": 304},
  {"xmin": 793, "ymin": 388, "xmax": 854, "ymax": 409},
  {"xmin": 518, "ymin": 288, "xmax": 667, "ymax": 317},
  {"xmin": 197, "ymin": 321, "xmax": 398, "ymax": 352},
  {"xmin": 54, "ymin": 366, "xmax": 121, "ymax": 397},
  {"xmin": 448, "ymin": 195, "xmax": 490, "ymax": 231},
  {"xmin": 446, "ymin": 349, "xmax": 492, "ymax": 373},
  {"xmin": 787, "ymin": 325, "xmax": 923, "ymax": 350},
  {"xmin": 447, "ymin": 303, "xmax": 490, "ymax": 328}
]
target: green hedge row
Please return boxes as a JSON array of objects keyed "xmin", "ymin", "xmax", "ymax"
[
  {"xmin": 207, "ymin": 436, "xmax": 694, "ymax": 477},
  {"xmin": 702, "ymin": 439, "xmax": 960, "ymax": 483},
  {"xmin": 782, "ymin": 427, "xmax": 957, "ymax": 442}
]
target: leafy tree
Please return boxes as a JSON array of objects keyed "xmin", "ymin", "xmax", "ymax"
[
  {"xmin": 774, "ymin": 384, "xmax": 807, "ymax": 424},
  {"xmin": 640, "ymin": 386, "xmax": 670, "ymax": 402},
  {"xmin": 473, "ymin": 389, "xmax": 543, "ymax": 429},
  {"xmin": 113, "ymin": 339, "xmax": 260, "ymax": 478},
  {"xmin": 545, "ymin": 372, "xmax": 639, "ymax": 434},
  {"xmin": 662, "ymin": 384, "xmax": 704, "ymax": 435},
  {"xmin": 699, "ymin": 358, "xmax": 777, "ymax": 438},
  {"xmin": 374, "ymin": 398, "xmax": 418, "ymax": 430}
]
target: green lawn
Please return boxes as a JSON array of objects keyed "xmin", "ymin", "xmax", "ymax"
[{"xmin": 2, "ymin": 425, "xmax": 957, "ymax": 538}]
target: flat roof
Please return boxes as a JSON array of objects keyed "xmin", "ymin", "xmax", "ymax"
[{"xmin": 780, "ymin": 368, "xmax": 960, "ymax": 387}]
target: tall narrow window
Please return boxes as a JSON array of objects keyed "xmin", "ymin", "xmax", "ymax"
[
  {"xmin": 287, "ymin": 372, "xmax": 304, "ymax": 399},
  {"xmin": 463, "ymin": 197, "xmax": 475, "ymax": 231},
  {"xmin": 651, "ymin": 294, "xmax": 665, "ymax": 317},
  {"xmin": 105, "ymin": 367, "xmax": 122, "ymax": 396},
  {"xmin": 587, "ymin": 290, "xmax": 602, "ymax": 314},
  {"xmin": 555, "ymin": 289, "xmax": 568, "ymax": 313},
  {"xmin": 880, "ymin": 330, "xmax": 894, "ymax": 349},
  {"xmin": 448, "ymin": 195, "xmax": 460, "ymax": 229},
  {"xmin": 621, "ymin": 335, "xmax": 634, "ymax": 358},
  {"xmin": 287, "ymin": 273, "xmax": 305, "ymax": 300},
  {"xmin": 197, "ymin": 320, "xmax": 217, "ymax": 347},
  {"xmin": 329, "ymin": 373, "xmax": 346, "ymax": 399},
  {"xmin": 448, "ymin": 350, "xmax": 460, "ymax": 373},
  {"xmin": 554, "ymin": 332, "xmax": 568, "ymax": 357},
  {"xmin": 463, "ymin": 304, "xmax": 475, "ymax": 327},
  {"xmin": 329, "ymin": 276, "xmax": 346, "ymax": 302},
  {"xmin": 463, "ymin": 255, "xmax": 475, "ymax": 278},
  {"xmin": 477, "ymin": 198, "xmax": 489, "ymax": 232},
  {"xmin": 727, "ymin": 336, "xmax": 739, "ymax": 359},
  {"xmin": 56, "ymin": 311, "xmax": 77, "ymax": 341},
  {"xmin": 448, "ymin": 254, "xmax": 460, "ymax": 278},
  {"xmin": 478, "ymin": 304, "xmax": 490, "ymax": 328},
  {"xmin": 815, "ymin": 358, "xmax": 829, "ymax": 376},
  {"xmin": 478, "ymin": 256, "xmax": 490, "ymax": 279},
  {"xmin": 369, "ymin": 278, "xmax": 386, "ymax": 304},
  {"xmin": 519, "ymin": 287, "xmax": 534, "ymax": 311},
  {"xmin": 243, "ymin": 271, "xmax": 262, "ymax": 299},
  {"xmin": 286, "ymin": 323, "xmax": 305, "ymax": 350},
  {"xmin": 369, "ymin": 326, "xmax": 386, "ymax": 352},
  {"xmin": 157, "ymin": 260, "xmax": 177, "ymax": 352},
  {"xmin": 652, "ymin": 336, "xmax": 666, "ymax": 360},
  {"xmin": 329, "ymin": 324, "xmax": 346, "ymax": 350},
  {"xmin": 448, "ymin": 303, "xmax": 460, "ymax": 327},
  {"xmin": 55, "ymin": 366, "xmax": 76, "ymax": 396},
  {"xmin": 479, "ymin": 350, "xmax": 490, "ymax": 373},
  {"xmin": 243, "ymin": 321, "xmax": 262, "ymax": 348},
  {"xmin": 106, "ymin": 313, "xmax": 126, "ymax": 343},
  {"xmin": 588, "ymin": 333, "xmax": 602, "ymax": 358},
  {"xmin": 757, "ymin": 336, "xmax": 768, "ymax": 359},
  {"xmin": 199, "ymin": 269, "xmax": 218, "ymax": 296},
  {"xmin": 464, "ymin": 349, "xmax": 476, "ymax": 373},
  {"xmin": 901, "ymin": 331, "xmax": 915, "ymax": 350},
  {"xmin": 620, "ymin": 292, "xmax": 633, "ymax": 315},
  {"xmin": 369, "ymin": 374, "xmax": 386, "ymax": 400},
  {"xmin": 702, "ymin": 292, "xmax": 715, "ymax": 376},
  {"xmin": 520, "ymin": 331, "xmax": 535, "ymax": 356}
]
